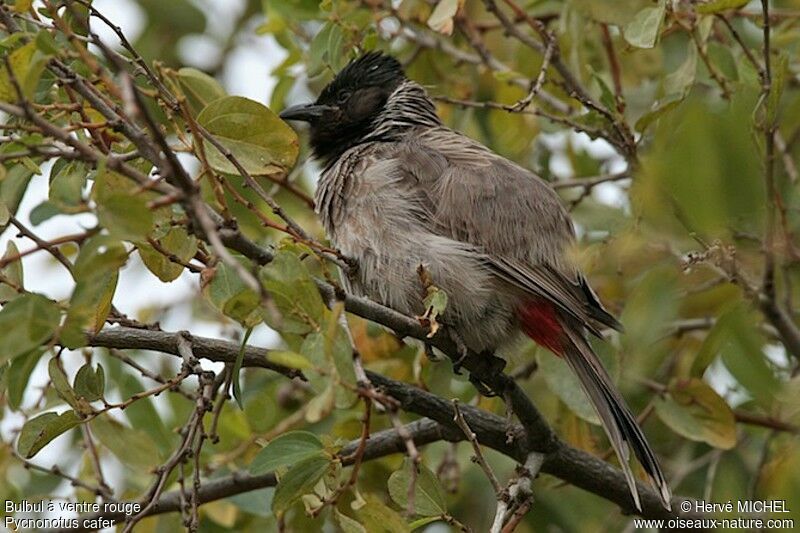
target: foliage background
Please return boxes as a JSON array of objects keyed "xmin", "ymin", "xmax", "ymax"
[{"xmin": 1, "ymin": 0, "xmax": 800, "ymax": 531}]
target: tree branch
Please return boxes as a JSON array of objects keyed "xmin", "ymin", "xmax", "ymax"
[
  {"xmin": 83, "ymin": 325, "xmax": 702, "ymax": 521},
  {"xmin": 60, "ymin": 418, "xmax": 458, "ymax": 531}
]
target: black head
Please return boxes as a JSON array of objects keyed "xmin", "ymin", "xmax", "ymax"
[{"xmin": 280, "ymin": 51, "xmax": 406, "ymax": 163}]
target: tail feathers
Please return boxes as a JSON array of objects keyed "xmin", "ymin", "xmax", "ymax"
[{"xmin": 561, "ymin": 328, "xmax": 672, "ymax": 512}]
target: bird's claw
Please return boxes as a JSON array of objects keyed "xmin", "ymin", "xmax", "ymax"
[
  {"xmin": 448, "ymin": 329, "xmax": 469, "ymax": 375},
  {"xmin": 469, "ymin": 374, "xmax": 499, "ymax": 397},
  {"xmin": 452, "ymin": 350, "xmax": 468, "ymax": 375},
  {"xmin": 468, "ymin": 352, "xmax": 508, "ymax": 397}
]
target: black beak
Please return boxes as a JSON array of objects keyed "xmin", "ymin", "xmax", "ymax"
[{"xmin": 279, "ymin": 103, "xmax": 335, "ymax": 122}]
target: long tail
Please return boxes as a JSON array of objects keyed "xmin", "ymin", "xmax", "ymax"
[{"xmin": 560, "ymin": 326, "xmax": 672, "ymax": 511}]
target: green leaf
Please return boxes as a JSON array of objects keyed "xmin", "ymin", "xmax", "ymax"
[
  {"xmin": 14, "ymin": 0, "xmax": 34, "ymax": 13},
  {"xmin": 172, "ymin": 67, "xmax": 226, "ymax": 115},
  {"xmin": 73, "ymin": 363, "xmax": 105, "ymax": 402},
  {"xmin": 492, "ymin": 70, "xmax": 524, "ymax": 83},
  {"xmin": 323, "ymin": 309, "xmax": 358, "ymax": 407},
  {"xmin": 60, "ymin": 236, "xmax": 126, "ymax": 348},
  {"xmin": 308, "ymin": 22, "xmax": 339, "ymax": 76},
  {"xmin": 260, "ymin": 248, "xmax": 325, "ymax": 335},
  {"xmin": 223, "ymin": 290, "xmax": 262, "ymax": 327},
  {"xmin": 298, "ymin": 311, "xmax": 358, "ymax": 411},
  {"xmin": 114, "ymin": 372, "xmax": 175, "ymax": 453},
  {"xmin": 623, "ymin": 1, "xmax": 665, "ymax": 49},
  {"xmin": 264, "ymin": 0, "xmax": 321, "ymax": 21},
  {"xmin": 356, "ymin": 494, "xmax": 411, "ymax": 533},
  {"xmin": 0, "ymin": 293, "xmax": 61, "ymax": 363},
  {"xmin": 34, "ymin": 29, "xmax": 59, "ymax": 55},
  {"xmin": 409, "ymin": 517, "xmax": 443, "ymax": 530},
  {"xmin": 48, "ymin": 357, "xmax": 80, "ymax": 411},
  {"xmin": 196, "ymin": 96, "xmax": 299, "ymax": 177},
  {"xmin": 96, "ymin": 194, "xmax": 154, "ymax": 241},
  {"xmin": 654, "ymin": 378, "xmax": 737, "ymax": 449},
  {"xmin": 0, "ymin": 163, "xmax": 35, "ymax": 232},
  {"xmin": 202, "ymin": 261, "xmax": 262, "ymax": 326},
  {"xmin": 271, "ymin": 455, "xmax": 331, "ymax": 514},
  {"xmin": 29, "ymin": 200, "xmax": 60, "ymax": 226},
  {"xmin": 696, "ymin": 0, "xmax": 749, "ymax": 14},
  {"xmin": 17, "ymin": 410, "xmax": 82, "ymax": 458},
  {"xmin": 92, "ymin": 168, "xmax": 154, "ymax": 241},
  {"xmin": 0, "ymin": 241, "xmax": 24, "ymax": 301},
  {"xmin": 49, "ymin": 159, "xmax": 87, "ymax": 211},
  {"xmin": 265, "ymin": 350, "xmax": 312, "ymax": 370},
  {"xmin": 664, "ymin": 45, "xmax": 697, "ymax": 96},
  {"xmin": 637, "ymin": 92, "xmax": 764, "ymax": 238},
  {"xmin": 387, "ymin": 459, "xmax": 447, "ymax": 517},
  {"xmin": 0, "ymin": 201, "xmax": 8, "ymax": 227},
  {"xmin": 635, "ymin": 98, "xmax": 683, "ymax": 133},
  {"xmin": 718, "ymin": 305, "xmax": 779, "ymax": 405},
  {"xmin": 250, "ymin": 431, "xmax": 324, "ymax": 475},
  {"xmin": 708, "ymin": 42, "xmax": 738, "ymax": 82},
  {"xmin": 6, "ymin": 349, "xmax": 44, "ymax": 409},
  {"xmin": 138, "ymin": 226, "xmax": 198, "ymax": 282},
  {"xmin": 335, "ymin": 508, "xmax": 367, "ymax": 533},
  {"xmin": 0, "ymin": 41, "xmax": 50, "ymax": 102},
  {"xmin": 91, "ymin": 415, "xmax": 162, "ymax": 471},
  {"xmin": 571, "ymin": 0, "xmax": 651, "ymax": 26},
  {"xmin": 307, "ymin": 381, "xmax": 337, "ymax": 423}
]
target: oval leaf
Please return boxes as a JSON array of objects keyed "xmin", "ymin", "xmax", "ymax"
[
  {"xmin": 0, "ymin": 293, "xmax": 61, "ymax": 364},
  {"xmin": 18, "ymin": 410, "xmax": 81, "ymax": 458},
  {"xmin": 356, "ymin": 494, "xmax": 411, "ymax": 533},
  {"xmin": 197, "ymin": 96, "xmax": 299, "ymax": 177},
  {"xmin": 654, "ymin": 378, "xmax": 736, "ymax": 449},
  {"xmin": 91, "ymin": 415, "xmax": 163, "ymax": 471},
  {"xmin": 387, "ymin": 459, "xmax": 447, "ymax": 517},
  {"xmin": 74, "ymin": 363, "xmax": 105, "ymax": 402},
  {"xmin": 250, "ymin": 431, "xmax": 324, "ymax": 475},
  {"xmin": 623, "ymin": 2, "xmax": 665, "ymax": 49},
  {"xmin": 173, "ymin": 67, "xmax": 226, "ymax": 114},
  {"xmin": 7, "ymin": 349, "xmax": 44, "ymax": 410},
  {"xmin": 0, "ymin": 240, "xmax": 24, "ymax": 301},
  {"xmin": 48, "ymin": 357, "xmax": 80, "ymax": 411},
  {"xmin": 138, "ymin": 226, "xmax": 198, "ymax": 282},
  {"xmin": 271, "ymin": 454, "xmax": 331, "ymax": 514}
]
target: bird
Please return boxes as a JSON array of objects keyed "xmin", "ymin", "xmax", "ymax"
[{"xmin": 280, "ymin": 51, "xmax": 671, "ymax": 512}]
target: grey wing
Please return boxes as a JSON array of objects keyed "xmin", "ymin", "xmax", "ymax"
[{"xmin": 395, "ymin": 127, "xmax": 622, "ymax": 334}]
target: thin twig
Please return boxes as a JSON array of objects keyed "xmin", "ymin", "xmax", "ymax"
[{"xmin": 452, "ymin": 399, "xmax": 502, "ymax": 495}]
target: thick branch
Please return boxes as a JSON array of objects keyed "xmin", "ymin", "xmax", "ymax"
[
  {"xmin": 85, "ymin": 327, "xmax": 302, "ymax": 379},
  {"xmin": 85, "ymin": 325, "xmax": 701, "ymax": 520}
]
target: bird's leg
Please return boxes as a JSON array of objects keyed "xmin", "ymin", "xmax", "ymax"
[
  {"xmin": 342, "ymin": 253, "xmax": 359, "ymax": 280},
  {"xmin": 448, "ymin": 328, "xmax": 470, "ymax": 375},
  {"xmin": 423, "ymin": 342, "xmax": 443, "ymax": 362}
]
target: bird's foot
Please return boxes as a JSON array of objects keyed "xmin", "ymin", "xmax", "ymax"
[
  {"xmin": 423, "ymin": 343, "xmax": 444, "ymax": 362},
  {"xmin": 484, "ymin": 352, "xmax": 507, "ymax": 375},
  {"xmin": 342, "ymin": 254, "xmax": 359, "ymax": 279},
  {"xmin": 468, "ymin": 351, "xmax": 508, "ymax": 397}
]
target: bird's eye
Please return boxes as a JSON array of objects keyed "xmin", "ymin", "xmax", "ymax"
[{"xmin": 337, "ymin": 91, "xmax": 352, "ymax": 104}]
